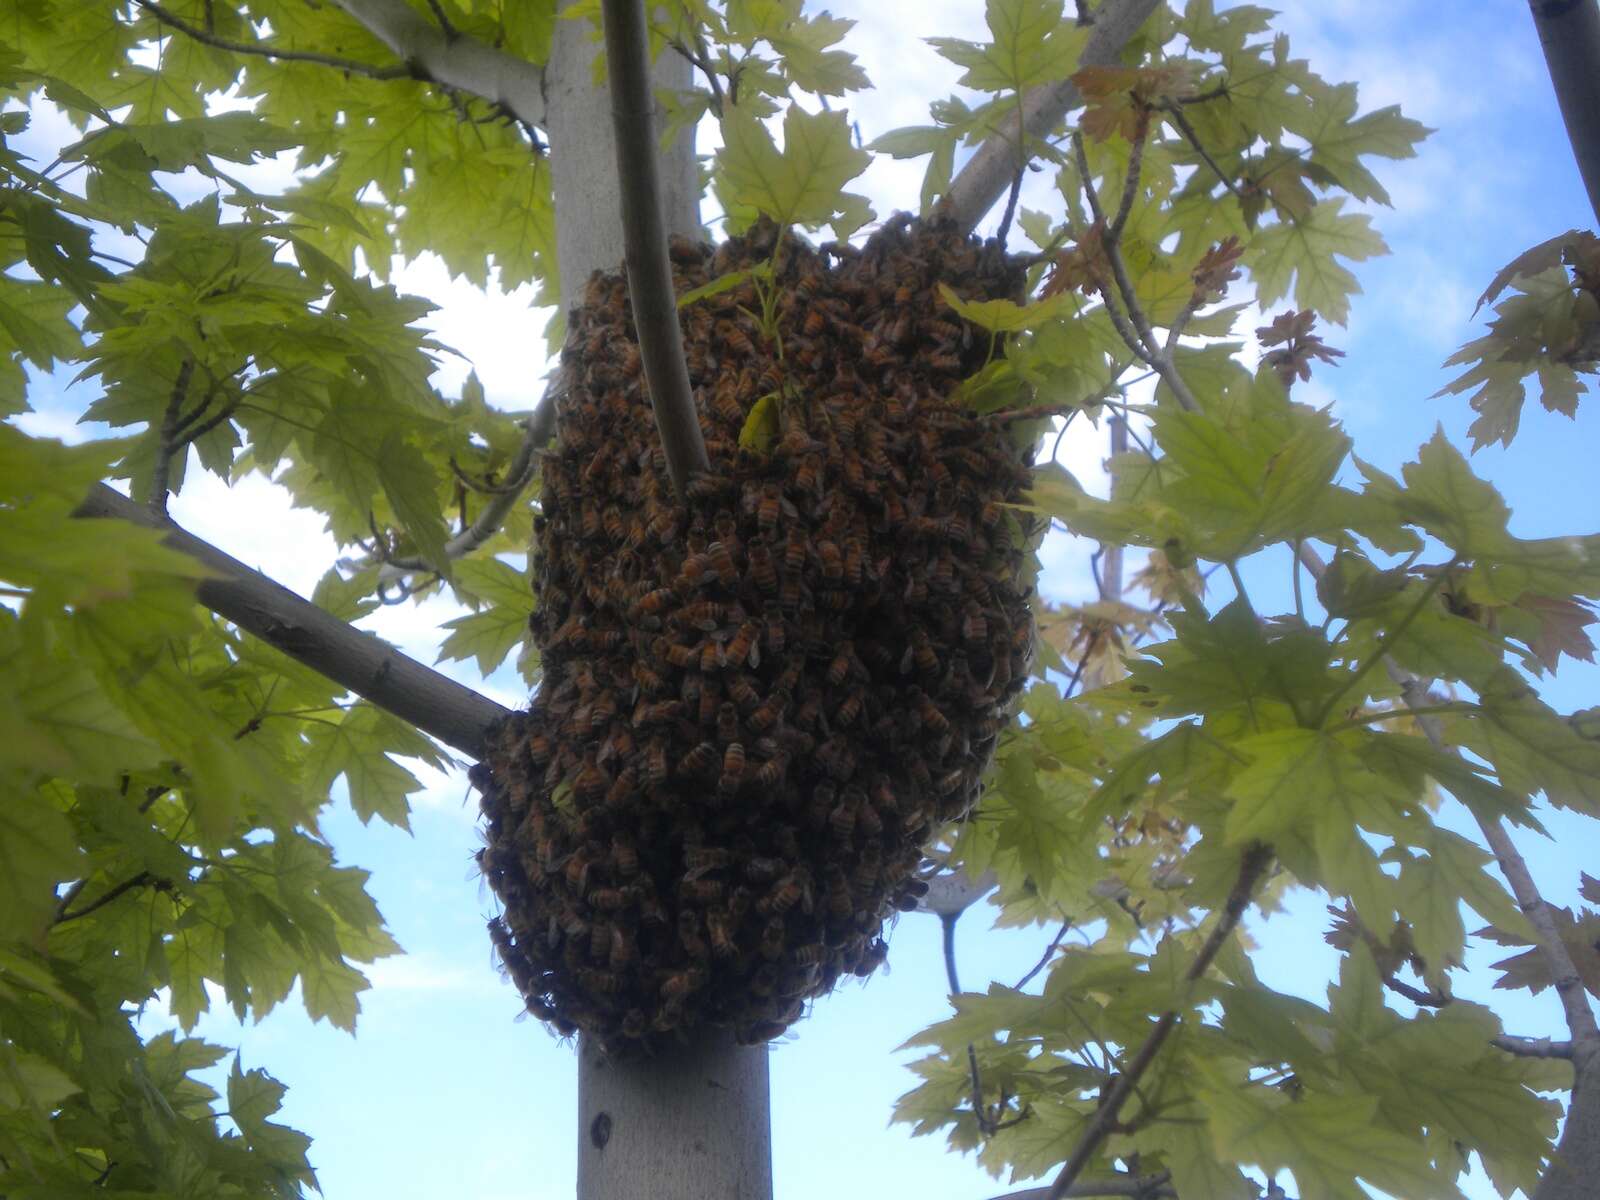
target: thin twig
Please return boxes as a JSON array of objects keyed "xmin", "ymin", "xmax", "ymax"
[
  {"xmin": 55, "ymin": 873, "xmax": 156, "ymax": 924},
  {"xmin": 422, "ymin": 0, "xmax": 457, "ymax": 40},
  {"xmin": 600, "ymin": 0, "xmax": 709, "ymax": 497},
  {"xmin": 1108, "ymin": 111, "xmax": 1150, "ymax": 242},
  {"xmin": 1073, "ymin": 133, "xmax": 1201, "ymax": 411},
  {"xmin": 375, "ymin": 400, "xmax": 552, "ymax": 581},
  {"xmin": 1494, "ymin": 1035, "xmax": 1575, "ymax": 1060},
  {"xmin": 131, "ymin": 0, "xmax": 413, "ymax": 79},
  {"xmin": 149, "ymin": 360, "xmax": 194, "ymax": 514},
  {"xmin": 1162, "ymin": 102, "xmax": 1242, "ymax": 198},
  {"xmin": 1015, "ymin": 919, "xmax": 1073, "ymax": 990},
  {"xmin": 1382, "ymin": 974, "xmax": 1451, "ymax": 1008},
  {"xmin": 1044, "ymin": 845, "xmax": 1273, "ymax": 1200},
  {"xmin": 942, "ymin": 911, "xmax": 1004, "ymax": 1137}
]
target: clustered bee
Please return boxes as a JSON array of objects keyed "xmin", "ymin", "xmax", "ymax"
[{"xmin": 476, "ymin": 214, "xmax": 1037, "ymax": 1056}]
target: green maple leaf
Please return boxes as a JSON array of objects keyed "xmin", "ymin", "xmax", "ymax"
[
  {"xmin": 1297, "ymin": 84, "xmax": 1431, "ymax": 206},
  {"xmin": 927, "ymin": 0, "xmax": 1087, "ymax": 93},
  {"xmin": 1246, "ymin": 199, "xmax": 1388, "ymax": 325},
  {"xmin": 715, "ymin": 103, "xmax": 872, "ymax": 230},
  {"xmin": 1199, "ymin": 1065, "xmax": 1459, "ymax": 1200}
]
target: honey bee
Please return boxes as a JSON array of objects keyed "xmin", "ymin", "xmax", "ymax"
[
  {"xmin": 699, "ymin": 639, "xmax": 724, "ymax": 673},
  {"xmin": 829, "ymin": 797, "xmax": 857, "ymax": 841},
  {"xmin": 717, "ymin": 701, "xmax": 740, "ymax": 744},
  {"xmin": 699, "ymin": 677, "xmax": 722, "ymax": 725},
  {"xmin": 784, "ymin": 530, "xmax": 807, "ymax": 575},
  {"xmin": 679, "ymin": 740, "xmax": 718, "ymax": 778},
  {"xmin": 962, "ymin": 606, "xmax": 988, "ymax": 643},
  {"xmin": 816, "ymin": 540, "xmax": 843, "ymax": 581},
  {"xmin": 857, "ymin": 801, "xmax": 883, "ymax": 838},
  {"xmin": 767, "ymin": 871, "xmax": 807, "ymax": 914},
  {"xmin": 591, "ymin": 887, "xmax": 630, "ymax": 912},
  {"xmin": 752, "ymin": 753, "xmax": 787, "ymax": 789},
  {"xmin": 765, "ymin": 614, "xmax": 787, "ymax": 654},
  {"xmin": 935, "ymin": 768, "xmax": 965, "ymax": 795},
  {"xmin": 713, "ymin": 385, "xmax": 742, "ymax": 428},
  {"xmin": 611, "ymin": 837, "xmax": 639, "ymax": 877},
  {"xmin": 760, "ymin": 917, "xmax": 786, "ymax": 960},
  {"xmin": 721, "ymin": 321, "xmax": 754, "ymax": 357},
  {"xmin": 707, "ymin": 540, "xmax": 738, "ymax": 587},
  {"xmin": 573, "ymin": 758, "xmax": 609, "ymax": 806},
  {"xmin": 746, "ymin": 539, "xmax": 778, "ymax": 595},
  {"xmin": 795, "ymin": 455, "xmax": 823, "ymax": 494},
  {"xmin": 719, "ymin": 743, "xmax": 746, "ymax": 797},
  {"xmin": 748, "ymin": 691, "xmax": 785, "ymax": 733},
  {"xmin": 727, "ymin": 674, "xmax": 760, "ymax": 712},
  {"xmin": 826, "ymin": 643, "xmax": 854, "ymax": 686},
  {"xmin": 779, "ymin": 575, "xmax": 802, "ymax": 613},
  {"xmin": 577, "ymin": 966, "xmax": 624, "ymax": 995},
  {"xmin": 678, "ymin": 912, "xmax": 711, "ymax": 961},
  {"xmin": 745, "ymin": 856, "xmax": 783, "ymax": 883},
  {"xmin": 682, "ymin": 877, "xmax": 726, "ymax": 905},
  {"xmin": 677, "ymin": 552, "xmax": 711, "ymax": 590},
  {"xmin": 685, "ymin": 844, "xmax": 731, "ymax": 873},
  {"xmin": 919, "ymin": 694, "xmax": 950, "ymax": 734},
  {"xmin": 631, "ymin": 588, "xmax": 677, "ymax": 620},
  {"xmin": 807, "ymin": 781, "xmax": 836, "ymax": 829},
  {"xmin": 675, "ymin": 600, "xmax": 726, "ymax": 632},
  {"xmin": 645, "ymin": 740, "xmax": 668, "ymax": 787},
  {"xmin": 685, "ymin": 472, "xmax": 733, "ymax": 501},
  {"xmin": 706, "ymin": 911, "xmax": 738, "ymax": 957},
  {"xmin": 911, "ymin": 628, "xmax": 939, "ymax": 673},
  {"xmin": 750, "ymin": 963, "xmax": 779, "ymax": 996},
  {"xmin": 725, "ymin": 621, "xmax": 760, "ymax": 669},
  {"xmin": 633, "ymin": 660, "xmax": 666, "ymax": 694},
  {"xmin": 757, "ymin": 484, "xmax": 782, "ymax": 532},
  {"xmin": 661, "ymin": 967, "xmax": 701, "ymax": 1001},
  {"xmin": 834, "ymin": 691, "xmax": 863, "ymax": 726}
]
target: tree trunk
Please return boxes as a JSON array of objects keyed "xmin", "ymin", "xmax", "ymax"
[
  {"xmin": 541, "ymin": 10, "xmax": 775, "ymax": 1199},
  {"xmin": 1527, "ymin": 0, "xmax": 1600, "ymax": 224},
  {"xmin": 577, "ymin": 1031, "xmax": 773, "ymax": 1200}
]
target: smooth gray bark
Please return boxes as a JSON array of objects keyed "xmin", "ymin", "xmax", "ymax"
[
  {"xmin": 541, "ymin": 9, "xmax": 773, "ymax": 1199},
  {"xmin": 544, "ymin": 4, "xmax": 702, "ymax": 307},
  {"xmin": 578, "ymin": 1031, "xmax": 773, "ymax": 1200}
]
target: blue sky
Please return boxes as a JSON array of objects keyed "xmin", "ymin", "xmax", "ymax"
[{"xmin": 12, "ymin": 1, "xmax": 1600, "ymax": 1198}]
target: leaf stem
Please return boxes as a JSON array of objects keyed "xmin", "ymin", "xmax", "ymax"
[{"xmin": 1313, "ymin": 566, "xmax": 1452, "ymax": 729}]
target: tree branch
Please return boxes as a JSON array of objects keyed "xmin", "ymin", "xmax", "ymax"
[
  {"xmin": 1494, "ymin": 1035, "xmax": 1575, "ymax": 1060},
  {"xmin": 73, "ymin": 484, "xmax": 509, "ymax": 759},
  {"xmin": 1071, "ymin": 132, "xmax": 1201, "ymax": 412},
  {"xmin": 1527, "ymin": 0, "xmax": 1600, "ymax": 224},
  {"xmin": 333, "ymin": 0, "xmax": 547, "ymax": 128},
  {"xmin": 55, "ymin": 873, "xmax": 156, "ymax": 924},
  {"xmin": 131, "ymin": 0, "xmax": 413, "ymax": 79},
  {"xmin": 600, "ymin": 0, "xmax": 708, "ymax": 497},
  {"xmin": 944, "ymin": 0, "xmax": 1162, "ymax": 234},
  {"xmin": 1044, "ymin": 845, "xmax": 1273, "ymax": 1200},
  {"xmin": 989, "ymin": 1173, "xmax": 1176, "ymax": 1200}
]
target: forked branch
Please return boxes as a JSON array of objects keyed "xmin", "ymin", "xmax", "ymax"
[{"xmin": 945, "ymin": 0, "xmax": 1162, "ymax": 234}]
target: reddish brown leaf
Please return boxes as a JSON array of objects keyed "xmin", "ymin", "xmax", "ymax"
[
  {"xmin": 1256, "ymin": 310, "xmax": 1345, "ymax": 386},
  {"xmin": 1513, "ymin": 592, "xmax": 1597, "ymax": 672}
]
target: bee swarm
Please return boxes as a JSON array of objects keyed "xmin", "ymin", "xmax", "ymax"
[{"xmin": 476, "ymin": 215, "xmax": 1036, "ymax": 1054}]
